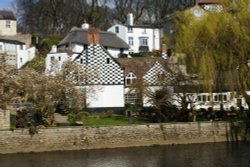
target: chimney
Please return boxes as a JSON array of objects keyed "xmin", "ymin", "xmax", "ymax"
[
  {"xmin": 67, "ymin": 42, "xmax": 73, "ymax": 55},
  {"xmin": 50, "ymin": 45, "xmax": 57, "ymax": 53},
  {"xmin": 88, "ymin": 28, "xmax": 100, "ymax": 45},
  {"xmin": 81, "ymin": 19, "xmax": 89, "ymax": 30},
  {"xmin": 127, "ymin": 13, "xmax": 133, "ymax": 26}
]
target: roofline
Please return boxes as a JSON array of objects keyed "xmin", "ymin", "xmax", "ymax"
[{"xmin": 0, "ymin": 38, "xmax": 25, "ymax": 45}]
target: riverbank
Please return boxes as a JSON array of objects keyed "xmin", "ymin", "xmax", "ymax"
[{"xmin": 0, "ymin": 122, "xmax": 241, "ymax": 154}]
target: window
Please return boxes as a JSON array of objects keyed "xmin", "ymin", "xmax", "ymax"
[
  {"xmin": 126, "ymin": 72, "xmax": 137, "ymax": 86},
  {"xmin": 5, "ymin": 20, "xmax": 11, "ymax": 28},
  {"xmin": 219, "ymin": 95, "xmax": 223, "ymax": 101},
  {"xmin": 125, "ymin": 94, "xmax": 138, "ymax": 104},
  {"xmin": 0, "ymin": 45, "xmax": 2, "ymax": 51},
  {"xmin": 128, "ymin": 26, "xmax": 133, "ymax": 33},
  {"xmin": 207, "ymin": 95, "xmax": 211, "ymax": 102},
  {"xmin": 140, "ymin": 38, "xmax": 148, "ymax": 46},
  {"xmin": 202, "ymin": 95, "xmax": 206, "ymax": 102},
  {"xmin": 128, "ymin": 37, "xmax": 134, "ymax": 46},
  {"xmin": 20, "ymin": 57, "xmax": 22, "ymax": 63},
  {"xmin": 20, "ymin": 45, "xmax": 23, "ymax": 50},
  {"xmin": 106, "ymin": 58, "xmax": 110, "ymax": 64},
  {"xmin": 80, "ymin": 58, "xmax": 83, "ymax": 64},
  {"xmin": 223, "ymin": 95, "xmax": 227, "ymax": 101},
  {"xmin": 115, "ymin": 26, "xmax": 119, "ymax": 33},
  {"xmin": 50, "ymin": 57, "xmax": 55, "ymax": 62},
  {"xmin": 58, "ymin": 56, "xmax": 61, "ymax": 61},
  {"xmin": 198, "ymin": 96, "xmax": 202, "ymax": 102},
  {"xmin": 214, "ymin": 95, "xmax": 218, "ymax": 102}
]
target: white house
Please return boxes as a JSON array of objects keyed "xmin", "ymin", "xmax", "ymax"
[
  {"xmin": 0, "ymin": 10, "xmax": 35, "ymax": 69},
  {"xmin": 46, "ymin": 28, "xmax": 125, "ymax": 113},
  {"xmin": 0, "ymin": 10, "xmax": 17, "ymax": 36},
  {"xmin": 46, "ymin": 23, "xmax": 130, "ymax": 74},
  {"xmin": 108, "ymin": 13, "xmax": 162, "ymax": 54},
  {"xmin": 0, "ymin": 39, "xmax": 35, "ymax": 69},
  {"xmin": 117, "ymin": 57, "xmax": 174, "ymax": 107}
]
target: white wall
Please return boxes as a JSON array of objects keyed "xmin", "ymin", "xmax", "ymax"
[
  {"xmin": 87, "ymin": 85, "xmax": 124, "ymax": 108},
  {"xmin": 45, "ymin": 52, "xmax": 70, "ymax": 74},
  {"xmin": 16, "ymin": 46, "xmax": 36, "ymax": 69},
  {"xmin": 108, "ymin": 24, "xmax": 127, "ymax": 42},
  {"xmin": 108, "ymin": 24, "xmax": 161, "ymax": 53},
  {"xmin": 0, "ymin": 20, "xmax": 17, "ymax": 36}
]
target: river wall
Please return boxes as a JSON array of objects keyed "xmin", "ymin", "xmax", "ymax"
[{"xmin": 0, "ymin": 122, "xmax": 239, "ymax": 154}]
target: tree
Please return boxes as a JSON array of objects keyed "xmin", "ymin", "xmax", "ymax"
[
  {"xmin": 175, "ymin": 0, "xmax": 250, "ymax": 111},
  {"xmin": 0, "ymin": 59, "xmax": 18, "ymax": 110},
  {"xmin": 144, "ymin": 0, "xmax": 195, "ymax": 23},
  {"xmin": 15, "ymin": 0, "xmax": 111, "ymax": 35}
]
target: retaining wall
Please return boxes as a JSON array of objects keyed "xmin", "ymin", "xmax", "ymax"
[
  {"xmin": 0, "ymin": 122, "xmax": 239, "ymax": 154},
  {"xmin": 0, "ymin": 110, "xmax": 10, "ymax": 130}
]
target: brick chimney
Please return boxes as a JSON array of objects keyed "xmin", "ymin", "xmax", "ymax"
[
  {"xmin": 88, "ymin": 28, "xmax": 100, "ymax": 45},
  {"xmin": 67, "ymin": 42, "xmax": 73, "ymax": 55}
]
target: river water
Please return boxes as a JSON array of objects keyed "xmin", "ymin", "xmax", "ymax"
[{"xmin": 0, "ymin": 142, "xmax": 250, "ymax": 167}]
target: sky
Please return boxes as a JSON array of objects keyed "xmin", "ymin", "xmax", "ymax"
[{"xmin": 0, "ymin": 0, "xmax": 13, "ymax": 10}]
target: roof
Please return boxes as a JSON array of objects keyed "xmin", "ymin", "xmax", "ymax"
[
  {"xmin": 0, "ymin": 38, "xmax": 25, "ymax": 45},
  {"xmin": 117, "ymin": 57, "xmax": 169, "ymax": 77},
  {"xmin": 58, "ymin": 27, "xmax": 129, "ymax": 49},
  {"xmin": 0, "ymin": 10, "xmax": 16, "ymax": 20},
  {"xmin": 128, "ymin": 24, "xmax": 158, "ymax": 29}
]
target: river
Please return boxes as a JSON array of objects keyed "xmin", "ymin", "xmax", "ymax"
[{"xmin": 0, "ymin": 142, "xmax": 249, "ymax": 167}]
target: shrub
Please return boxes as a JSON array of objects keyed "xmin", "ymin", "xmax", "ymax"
[{"xmin": 67, "ymin": 113, "xmax": 77, "ymax": 124}]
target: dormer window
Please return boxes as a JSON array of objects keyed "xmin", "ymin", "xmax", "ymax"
[
  {"xmin": 128, "ymin": 26, "xmax": 133, "ymax": 33},
  {"xmin": 5, "ymin": 20, "xmax": 11, "ymax": 28},
  {"xmin": 126, "ymin": 72, "xmax": 137, "ymax": 86},
  {"xmin": 115, "ymin": 26, "xmax": 119, "ymax": 33}
]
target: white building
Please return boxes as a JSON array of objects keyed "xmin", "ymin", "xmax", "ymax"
[
  {"xmin": 0, "ymin": 10, "xmax": 35, "ymax": 69},
  {"xmin": 0, "ymin": 10, "xmax": 16, "ymax": 36},
  {"xmin": 0, "ymin": 39, "xmax": 35, "ymax": 69},
  {"xmin": 108, "ymin": 13, "xmax": 162, "ymax": 54},
  {"xmin": 46, "ymin": 28, "xmax": 125, "ymax": 112},
  {"xmin": 46, "ymin": 24, "xmax": 130, "ymax": 74}
]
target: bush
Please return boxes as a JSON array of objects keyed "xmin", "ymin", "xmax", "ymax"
[{"xmin": 67, "ymin": 113, "xmax": 77, "ymax": 124}]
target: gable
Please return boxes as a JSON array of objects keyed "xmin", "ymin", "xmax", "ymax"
[
  {"xmin": 74, "ymin": 44, "xmax": 124, "ymax": 85},
  {"xmin": 143, "ymin": 61, "xmax": 174, "ymax": 85}
]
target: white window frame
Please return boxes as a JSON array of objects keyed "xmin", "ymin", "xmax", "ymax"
[
  {"xmin": 128, "ymin": 37, "xmax": 134, "ymax": 46},
  {"xmin": 125, "ymin": 72, "xmax": 137, "ymax": 86},
  {"xmin": 5, "ymin": 20, "xmax": 11, "ymax": 28},
  {"xmin": 125, "ymin": 93, "xmax": 138, "ymax": 104},
  {"xmin": 140, "ymin": 37, "xmax": 148, "ymax": 46}
]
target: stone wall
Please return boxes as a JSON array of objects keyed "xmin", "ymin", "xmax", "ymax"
[
  {"xmin": 0, "ymin": 122, "xmax": 239, "ymax": 154},
  {"xmin": 0, "ymin": 110, "xmax": 10, "ymax": 130}
]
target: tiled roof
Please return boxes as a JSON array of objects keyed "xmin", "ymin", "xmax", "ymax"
[
  {"xmin": 0, "ymin": 10, "xmax": 16, "ymax": 20},
  {"xmin": 58, "ymin": 27, "xmax": 129, "ymax": 49}
]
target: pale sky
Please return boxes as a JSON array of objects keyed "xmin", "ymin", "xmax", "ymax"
[{"xmin": 0, "ymin": 0, "xmax": 13, "ymax": 10}]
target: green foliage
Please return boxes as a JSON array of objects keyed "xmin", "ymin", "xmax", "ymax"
[
  {"xmin": 29, "ymin": 126, "xmax": 38, "ymax": 135},
  {"xmin": 67, "ymin": 112, "xmax": 89, "ymax": 124},
  {"xmin": 175, "ymin": 0, "xmax": 250, "ymax": 105},
  {"xmin": 23, "ymin": 56, "xmax": 45, "ymax": 73},
  {"xmin": 39, "ymin": 37, "xmax": 61, "ymax": 55},
  {"xmin": 67, "ymin": 113, "xmax": 77, "ymax": 124}
]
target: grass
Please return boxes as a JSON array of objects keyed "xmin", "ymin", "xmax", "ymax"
[{"xmin": 84, "ymin": 115, "xmax": 147, "ymax": 126}]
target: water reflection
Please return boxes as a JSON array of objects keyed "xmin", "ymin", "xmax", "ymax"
[{"xmin": 0, "ymin": 142, "xmax": 250, "ymax": 167}]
